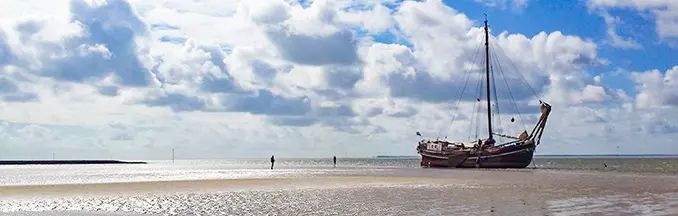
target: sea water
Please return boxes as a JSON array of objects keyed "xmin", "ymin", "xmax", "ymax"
[{"xmin": 0, "ymin": 157, "xmax": 677, "ymax": 215}]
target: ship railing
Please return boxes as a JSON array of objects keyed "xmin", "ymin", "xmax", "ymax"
[
  {"xmin": 492, "ymin": 133, "xmax": 520, "ymax": 140},
  {"xmin": 493, "ymin": 139, "xmax": 529, "ymax": 148},
  {"xmin": 420, "ymin": 138, "xmax": 529, "ymax": 149}
]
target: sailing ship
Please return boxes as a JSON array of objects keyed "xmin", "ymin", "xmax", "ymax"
[{"xmin": 415, "ymin": 16, "xmax": 552, "ymax": 168}]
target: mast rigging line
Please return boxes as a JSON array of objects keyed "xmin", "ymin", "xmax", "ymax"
[
  {"xmin": 462, "ymin": 67, "xmax": 485, "ymax": 141},
  {"xmin": 468, "ymin": 59, "xmax": 485, "ymax": 141},
  {"xmin": 442, "ymin": 16, "xmax": 544, "ymax": 141},
  {"xmin": 475, "ymin": 73, "xmax": 484, "ymax": 140},
  {"xmin": 438, "ymin": 40, "xmax": 484, "ymax": 139},
  {"xmin": 491, "ymin": 41, "xmax": 542, "ymax": 102},
  {"xmin": 490, "ymin": 58, "xmax": 504, "ymax": 143},
  {"xmin": 490, "ymin": 45, "xmax": 527, "ymax": 132}
]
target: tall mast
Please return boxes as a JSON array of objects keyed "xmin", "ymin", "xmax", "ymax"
[{"xmin": 484, "ymin": 14, "xmax": 494, "ymax": 143}]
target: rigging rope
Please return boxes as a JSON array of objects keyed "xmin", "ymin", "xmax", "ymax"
[
  {"xmin": 490, "ymin": 46, "xmax": 527, "ymax": 132},
  {"xmin": 441, "ymin": 33, "xmax": 546, "ymax": 143},
  {"xmin": 490, "ymin": 58, "xmax": 503, "ymax": 144},
  {"xmin": 468, "ymin": 60, "xmax": 485, "ymax": 141},
  {"xmin": 475, "ymin": 71, "xmax": 484, "ymax": 140},
  {"xmin": 492, "ymin": 42, "xmax": 543, "ymax": 102},
  {"xmin": 440, "ymin": 41, "xmax": 483, "ymax": 139}
]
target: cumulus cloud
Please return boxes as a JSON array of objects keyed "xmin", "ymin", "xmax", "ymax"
[
  {"xmin": 0, "ymin": 0, "xmax": 676, "ymax": 158},
  {"xmin": 4, "ymin": 0, "xmax": 153, "ymax": 86},
  {"xmin": 0, "ymin": 30, "xmax": 14, "ymax": 65},
  {"xmin": 599, "ymin": 11, "xmax": 643, "ymax": 49},
  {"xmin": 632, "ymin": 66, "xmax": 678, "ymax": 109},
  {"xmin": 0, "ymin": 76, "xmax": 38, "ymax": 102},
  {"xmin": 588, "ymin": 0, "xmax": 678, "ymax": 44},
  {"xmin": 474, "ymin": 0, "xmax": 529, "ymax": 10}
]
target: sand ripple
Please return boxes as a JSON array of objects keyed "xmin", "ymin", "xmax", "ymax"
[
  {"xmin": 2, "ymin": 166, "xmax": 678, "ymax": 216},
  {"xmin": 549, "ymin": 192, "xmax": 678, "ymax": 216},
  {"xmin": 0, "ymin": 184, "xmax": 482, "ymax": 216},
  {"xmin": 6, "ymin": 182, "xmax": 677, "ymax": 216}
]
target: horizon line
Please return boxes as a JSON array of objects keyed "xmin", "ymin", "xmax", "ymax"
[{"xmin": 4, "ymin": 154, "xmax": 678, "ymax": 161}]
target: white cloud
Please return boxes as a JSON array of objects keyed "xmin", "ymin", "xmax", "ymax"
[
  {"xmin": 0, "ymin": 0, "xmax": 676, "ymax": 159},
  {"xmin": 599, "ymin": 11, "xmax": 643, "ymax": 49},
  {"xmin": 474, "ymin": 0, "xmax": 529, "ymax": 10},
  {"xmin": 588, "ymin": 0, "xmax": 678, "ymax": 42},
  {"xmin": 632, "ymin": 66, "xmax": 678, "ymax": 109}
]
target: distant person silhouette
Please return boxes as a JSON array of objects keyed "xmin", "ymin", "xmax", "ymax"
[
  {"xmin": 270, "ymin": 155, "xmax": 275, "ymax": 170},
  {"xmin": 333, "ymin": 156, "xmax": 337, "ymax": 168}
]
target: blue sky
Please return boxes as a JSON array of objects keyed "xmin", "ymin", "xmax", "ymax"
[
  {"xmin": 447, "ymin": 0, "xmax": 675, "ymax": 95},
  {"xmin": 369, "ymin": 0, "xmax": 676, "ymax": 96},
  {"xmin": 0, "ymin": 0, "xmax": 677, "ymax": 159}
]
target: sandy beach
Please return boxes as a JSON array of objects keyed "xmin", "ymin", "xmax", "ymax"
[{"xmin": 1, "ymin": 166, "xmax": 678, "ymax": 215}]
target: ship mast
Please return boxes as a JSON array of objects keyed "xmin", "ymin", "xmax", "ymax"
[{"xmin": 483, "ymin": 14, "xmax": 494, "ymax": 144}]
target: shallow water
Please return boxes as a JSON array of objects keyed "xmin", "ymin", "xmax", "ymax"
[
  {"xmin": 1, "ymin": 158, "xmax": 677, "ymax": 215},
  {"xmin": 534, "ymin": 157, "xmax": 678, "ymax": 174},
  {"xmin": 1, "ymin": 157, "xmax": 676, "ymax": 186}
]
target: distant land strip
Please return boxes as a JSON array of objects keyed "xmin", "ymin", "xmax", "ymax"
[
  {"xmin": 0, "ymin": 160, "xmax": 147, "ymax": 165},
  {"xmin": 374, "ymin": 156, "xmax": 418, "ymax": 158}
]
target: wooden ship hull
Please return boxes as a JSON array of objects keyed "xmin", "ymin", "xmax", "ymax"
[
  {"xmin": 418, "ymin": 142, "xmax": 535, "ymax": 168},
  {"xmin": 414, "ymin": 16, "xmax": 552, "ymax": 169}
]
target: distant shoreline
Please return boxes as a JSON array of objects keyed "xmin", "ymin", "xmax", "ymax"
[
  {"xmin": 373, "ymin": 155, "xmax": 418, "ymax": 159},
  {"xmin": 0, "ymin": 160, "xmax": 147, "ymax": 165}
]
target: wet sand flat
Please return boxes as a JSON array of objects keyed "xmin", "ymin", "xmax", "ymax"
[
  {"xmin": 2, "ymin": 168, "xmax": 678, "ymax": 196},
  {"xmin": 0, "ymin": 176, "xmax": 454, "ymax": 198},
  {"xmin": 1, "ymin": 168, "xmax": 677, "ymax": 215}
]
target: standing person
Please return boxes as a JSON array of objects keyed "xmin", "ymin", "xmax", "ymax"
[
  {"xmin": 333, "ymin": 156, "xmax": 337, "ymax": 168},
  {"xmin": 270, "ymin": 155, "xmax": 275, "ymax": 170}
]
